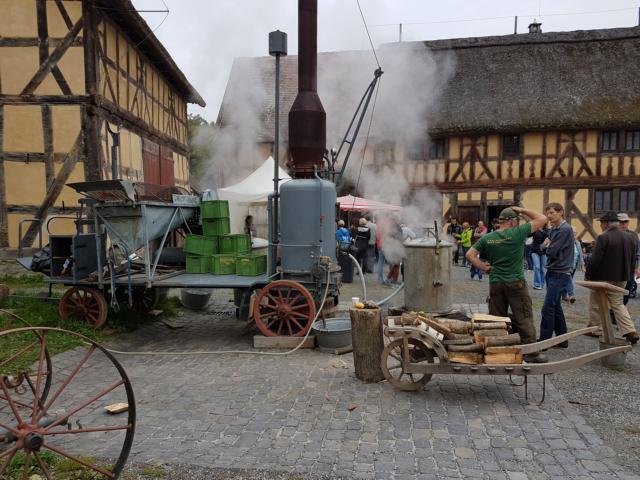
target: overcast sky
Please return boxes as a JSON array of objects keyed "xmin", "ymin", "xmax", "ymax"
[{"xmin": 132, "ymin": 0, "xmax": 640, "ymax": 121}]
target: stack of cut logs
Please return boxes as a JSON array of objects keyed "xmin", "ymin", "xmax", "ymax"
[{"xmin": 397, "ymin": 311, "xmax": 522, "ymax": 365}]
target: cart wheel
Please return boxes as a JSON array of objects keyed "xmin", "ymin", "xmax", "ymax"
[
  {"xmin": 59, "ymin": 287, "xmax": 108, "ymax": 328},
  {"xmin": 0, "ymin": 327, "xmax": 135, "ymax": 479},
  {"xmin": 253, "ymin": 280, "xmax": 316, "ymax": 337},
  {"xmin": 112, "ymin": 287, "xmax": 164, "ymax": 313},
  {"xmin": 381, "ymin": 338, "xmax": 435, "ymax": 391}
]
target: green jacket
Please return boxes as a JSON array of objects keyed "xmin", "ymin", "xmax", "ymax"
[{"xmin": 460, "ymin": 227, "xmax": 473, "ymax": 248}]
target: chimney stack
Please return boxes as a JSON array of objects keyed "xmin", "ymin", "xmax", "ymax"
[{"xmin": 528, "ymin": 19, "xmax": 542, "ymax": 34}]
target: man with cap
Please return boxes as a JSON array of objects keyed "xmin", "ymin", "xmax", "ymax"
[
  {"xmin": 466, "ymin": 205, "xmax": 549, "ymax": 362},
  {"xmin": 585, "ymin": 211, "xmax": 639, "ymax": 344},
  {"xmin": 538, "ymin": 203, "xmax": 574, "ymax": 347},
  {"xmin": 618, "ymin": 212, "xmax": 639, "ymax": 302}
]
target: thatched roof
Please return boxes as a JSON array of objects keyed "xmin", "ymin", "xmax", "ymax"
[
  {"xmin": 218, "ymin": 26, "xmax": 640, "ymax": 138},
  {"xmin": 95, "ymin": 0, "xmax": 205, "ymax": 107}
]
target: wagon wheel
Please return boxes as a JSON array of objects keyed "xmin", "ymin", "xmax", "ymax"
[
  {"xmin": 59, "ymin": 287, "xmax": 108, "ymax": 328},
  {"xmin": 113, "ymin": 287, "xmax": 164, "ymax": 313},
  {"xmin": 253, "ymin": 280, "xmax": 316, "ymax": 337},
  {"xmin": 381, "ymin": 338, "xmax": 436, "ymax": 391},
  {"xmin": 0, "ymin": 327, "xmax": 136, "ymax": 479}
]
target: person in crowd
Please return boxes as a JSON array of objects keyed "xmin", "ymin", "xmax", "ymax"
[
  {"xmin": 538, "ymin": 203, "xmax": 574, "ymax": 347},
  {"xmin": 489, "ymin": 218, "xmax": 500, "ymax": 233},
  {"xmin": 618, "ymin": 212, "xmax": 639, "ymax": 303},
  {"xmin": 364, "ymin": 214, "xmax": 377, "ymax": 274},
  {"xmin": 459, "ymin": 222, "xmax": 473, "ymax": 267},
  {"xmin": 530, "ymin": 225, "xmax": 549, "ymax": 290},
  {"xmin": 353, "ymin": 218, "xmax": 371, "ymax": 274},
  {"xmin": 399, "ymin": 223, "xmax": 416, "ymax": 281},
  {"xmin": 446, "ymin": 218, "xmax": 463, "ymax": 265},
  {"xmin": 585, "ymin": 211, "xmax": 639, "ymax": 344},
  {"xmin": 385, "ymin": 217, "xmax": 404, "ymax": 284},
  {"xmin": 561, "ymin": 226, "xmax": 584, "ymax": 304},
  {"xmin": 335, "ymin": 219, "xmax": 351, "ymax": 249},
  {"xmin": 466, "ymin": 206, "xmax": 549, "ymax": 363},
  {"xmin": 244, "ymin": 215, "xmax": 257, "ymax": 239},
  {"xmin": 473, "ymin": 220, "xmax": 488, "ymax": 243}
]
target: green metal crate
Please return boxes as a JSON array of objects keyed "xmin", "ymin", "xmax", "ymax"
[
  {"xmin": 211, "ymin": 254, "xmax": 236, "ymax": 275},
  {"xmin": 183, "ymin": 234, "xmax": 218, "ymax": 256},
  {"xmin": 200, "ymin": 200, "xmax": 229, "ymax": 219},
  {"xmin": 219, "ymin": 234, "xmax": 251, "ymax": 254},
  {"xmin": 186, "ymin": 255, "xmax": 210, "ymax": 273},
  {"xmin": 202, "ymin": 218, "xmax": 230, "ymax": 236},
  {"xmin": 236, "ymin": 254, "xmax": 267, "ymax": 276}
]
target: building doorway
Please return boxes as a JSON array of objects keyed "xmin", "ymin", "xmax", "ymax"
[{"xmin": 457, "ymin": 205, "xmax": 480, "ymax": 226}]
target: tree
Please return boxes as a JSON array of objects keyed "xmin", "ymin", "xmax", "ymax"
[{"xmin": 187, "ymin": 113, "xmax": 213, "ymax": 181}]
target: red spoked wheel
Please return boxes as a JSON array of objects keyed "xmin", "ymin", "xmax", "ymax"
[
  {"xmin": 253, "ymin": 280, "xmax": 316, "ymax": 337},
  {"xmin": 0, "ymin": 327, "xmax": 136, "ymax": 479},
  {"xmin": 59, "ymin": 287, "xmax": 108, "ymax": 328}
]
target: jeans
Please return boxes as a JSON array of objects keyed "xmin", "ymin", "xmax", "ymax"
[
  {"xmin": 461, "ymin": 246, "xmax": 470, "ymax": 267},
  {"xmin": 377, "ymin": 249, "xmax": 387, "ymax": 284},
  {"xmin": 470, "ymin": 264, "xmax": 483, "ymax": 279},
  {"xmin": 539, "ymin": 271, "xmax": 571, "ymax": 340},
  {"xmin": 564, "ymin": 270, "xmax": 576, "ymax": 297},
  {"xmin": 531, "ymin": 252, "xmax": 546, "ymax": 288}
]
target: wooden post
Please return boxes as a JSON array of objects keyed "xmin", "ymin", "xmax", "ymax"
[{"xmin": 350, "ymin": 307, "xmax": 385, "ymax": 382}]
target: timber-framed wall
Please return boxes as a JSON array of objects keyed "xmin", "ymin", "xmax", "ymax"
[{"xmin": 0, "ymin": 0, "xmax": 203, "ymax": 248}]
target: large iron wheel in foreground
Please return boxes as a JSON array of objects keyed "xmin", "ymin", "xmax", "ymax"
[
  {"xmin": 0, "ymin": 327, "xmax": 136, "ymax": 479},
  {"xmin": 253, "ymin": 280, "xmax": 316, "ymax": 337},
  {"xmin": 381, "ymin": 338, "xmax": 436, "ymax": 391},
  {"xmin": 59, "ymin": 287, "xmax": 108, "ymax": 328}
]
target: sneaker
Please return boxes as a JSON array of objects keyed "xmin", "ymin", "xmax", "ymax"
[
  {"xmin": 523, "ymin": 352, "xmax": 549, "ymax": 363},
  {"xmin": 552, "ymin": 341, "xmax": 569, "ymax": 349},
  {"xmin": 533, "ymin": 286, "xmax": 543, "ymax": 290},
  {"xmin": 624, "ymin": 332, "xmax": 639, "ymax": 345}
]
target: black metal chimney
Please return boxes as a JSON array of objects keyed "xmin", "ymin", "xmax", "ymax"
[{"xmin": 288, "ymin": 0, "xmax": 326, "ymax": 178}]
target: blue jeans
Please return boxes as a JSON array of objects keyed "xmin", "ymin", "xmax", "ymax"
[
  {"xmin": 564, "ymin": 270, "xmax": 576, "ymax": 297},
  {"xmin": 531, "ymin": 252, "xmax": 546, "ymax": 288},
  {"xmin": 377, "ymin": 249, "xmax": 387, "ymax": 284},
  {"xmin": 539, "ymin": 271, "xmax": 571, "ymax": 340}
]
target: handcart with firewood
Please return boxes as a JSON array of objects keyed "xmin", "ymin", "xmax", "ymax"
[{"xmin": 381, "ymin": 309, "xmax": 631, "ymax": 402}]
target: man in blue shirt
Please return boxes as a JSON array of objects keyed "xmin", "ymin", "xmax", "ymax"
[{"xmin": 539, "ymin": 203, "xmax": 574, "ymax": 346}]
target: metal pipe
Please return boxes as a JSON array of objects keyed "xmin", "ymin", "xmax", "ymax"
[
  {"xmin": 514, "ymin": 16, "xmax": 518, "ymax": 34},
  {"xmin": 375, "ymin": 282, "xmax": 404, "ymax": 307},
  {"xmin": 399, "ymin": 23, "xmax": 402, "ymax": 42},
  {"xmin": 106, "ymin": 124, "xmax": 120, "ymax": 180},
  {"xmin": 348, "ymin": 253, "xmax": 367, "ymax": 301}
]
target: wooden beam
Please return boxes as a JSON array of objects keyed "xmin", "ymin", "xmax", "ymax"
[
  {"xmin": 21, "ymin": 133, "xmax": 84, "ymax": 247},
  {"xmin": 0, "ymin": 105, "xmax": 7, "ymax": 247},
  {"xmin": 54, "ymin": 0, "xmax": 74, "ymax": 30},
  {"xmin": 7, "ymin": 205, "xmax": 78, "ymax": 216},
  {"xmin": 0, "ymin": 38, "xmax": 83, "ymax": 48},
  {"xmin": 0, "ymin": 94, "xmax": 89, "ymax": 105},
  {"xmin": 35, "ymin": 0, "xmax": 71, "ymax": 95},
  {"xmin": 93, "ymin": 96, "xmax": 189, "ymax": 156},
  {"xmin": 42, "ymin": 105, "xmax": 55, "ymax": 188},
  {"xmin": 21, "ymin": 18, "xmax": 83, "ymax": 95}
]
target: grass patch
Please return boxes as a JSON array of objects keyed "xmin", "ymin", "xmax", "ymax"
[
  {"xmin": 605, "ymin": 365, "xmax": 630, "ymax": 373},
  {"xmin": 139, "ymin": 463, "xmax": 167, "ymax": 478},
  {"xmin": 2, "ymin": 451, "xmax": 58, "ymax": 479},
  {"xmin": 0, "ymin": 273, "xmax": 48, "ymax": 288}
]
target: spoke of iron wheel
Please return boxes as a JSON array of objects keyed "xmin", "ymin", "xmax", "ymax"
[
  {"xmin": 276, "ymin": 319, "xmax": 284, "ymax": 335},
  {"xmin": 290, "ymin": 303, "xmax": 310, "ymax": 310},
  {"xmin": 15, "ymin": 377, "xmax": 46, "ymax": 411},
  {"xmin": 0, "ymin": 446, "xmax": 19, "ymax": 475},
  {"xmin": 44, "ymin": 378, "xmax": 124, "ymax": 432},
  {"xmin": 289, "ymin": 317, "xmax": 304, "ymax": 331},
  {"xmin": 34, "ymin": 452, "xmax": 53, "ymax": 480},
  {"xmin": 288, "ymin": 311, "xmax": 310, "ymax": 320},
  {"xmin": 288, "ymin": 293, "xmax": 303, "ymax": 305},
  {"xmin": 0, "ymin": 339, "xmax": 39, "ymax": 369},
  {"xmin": 31, "ymin": 330, "xmax": 48, "ymax": 422},
  {"xmin": 0, "ymin": 420, "xmax": 19, "ymax": 436},
  {"xmin": 21, "ymin": 451, "xmax": 31, "ymax": 480},
  {"xmin": 285, "ymin": 318, "xmax": 293, "ymax": 336},
  {"xmin": 387, "ymin": 364, "xmax": 403, "ymax": 371},
  {"xmin": 266, "ymin": 293, "xmax": 280, "ymax": 305},
  {"xmin": 284, "ymin": 287, "xmax": 293, "ymax": 301},
  {"xmin": 37, "ymin": 345, "xmax": 96, "ymax": 423},
  {"xmin": 0, "ymin": 376, "xmax": 24, "ymax": 425},
  {"xmin": 42, "ymin": 442, "xmax": 115, "ymax": 478}
]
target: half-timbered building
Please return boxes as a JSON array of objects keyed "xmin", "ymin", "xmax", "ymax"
[
  {"xmin": 219, "ymin": 26, "xmax": 640, "ymax": 241},
  {"xmin": 0, "ymin": 0, "xmax": 204, "ymax": 248}
]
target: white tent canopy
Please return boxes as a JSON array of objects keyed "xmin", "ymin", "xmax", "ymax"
[{"xmin": 217, "ymin": 156, "xmax": 291, "ymax": 234}]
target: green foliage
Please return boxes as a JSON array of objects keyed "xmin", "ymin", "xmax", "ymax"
[
  {"xmin": 187, "ymin": 113, "xmax": 214, "ymax": 180},
  {"xmin": 0, "ymin": 273, "xmax": 46, "ymax": 288},
  {"xmin": 139, "ymin": 463, "xmax": 168, "ymax": 478},
  {"xmin": 2, "ymin": 451, "xmax": 58, "ymax": 479}
]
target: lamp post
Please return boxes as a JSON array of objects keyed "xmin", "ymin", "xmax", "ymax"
[{"xmin": 268, "ymin": 30, "xmax": 287, "ymax": 275}]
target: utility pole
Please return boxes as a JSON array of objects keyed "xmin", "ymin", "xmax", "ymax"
[
  {"xmin": 514, "ymin": 16, "xmax": 518, "ymax": 34},
  {"xmin": 399, "ymin": 23, "xmax": 402, "ymax": 42}
]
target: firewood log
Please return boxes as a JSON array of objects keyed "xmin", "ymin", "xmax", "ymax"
[
  {"xmin": 416, "ymin": 314, "xmax": 452, "ymax": 336},
  {"xmin": 443, "ymin": 337, "xmax": 474, "ymax": 345},
  {"xmin": 472, "ymin": 322, "xmax": 509, "ymax": 330},
  {"xmin": 473, "ymin": 329, "xmax": 509, "ymax": 343},
  {"xmin": 446, "ymin": 343, "xmax": 484, "ymax": 352},
  {"xmin": 483, "ymin": 333, "xmax": 521, "ymax": 348},
  {"xmin": 448, "ymin": 352, "xmax": 483, "ymax": 364},
  {"xmin": 429, "ymin": 318, "xmax": 471, "ymax": 334}
]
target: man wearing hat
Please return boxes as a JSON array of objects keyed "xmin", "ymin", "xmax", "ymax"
[
  {"xmin": 585, "ymin": 211, "xmax": 639, "ymax": 344},
  {"xmin": 466, "ymin": 205, "xmax": 549, "ymax": 362},
  {"xmin": 617, "ymin": 212, "xmax": 639, "ymax": 302}
]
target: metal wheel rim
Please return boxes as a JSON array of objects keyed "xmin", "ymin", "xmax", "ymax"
[
  {"xmin": 0, "ymin": 327, "xmax": 136, "ymax": 479},
  {"xmin": 253, "ymin": 280, "xmax": 316, "ymax": 337},
  {"xmin": 58, "ymin": 287, "xmax": 108, "ymax": 328},
  {"xmin": 381, "ymin": 338, "xmax": 435, "ymax": 391},
  {"xmin": 113, "ymin": 287, "xmax": 161, "ymax": 313}
]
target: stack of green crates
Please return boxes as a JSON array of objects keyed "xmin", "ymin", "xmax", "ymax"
[
  {"xmin": 184, "ymin": 234, "xmax": 218, "ymax": 273},
  {"xmin": 236, "ymin": 254, "xmax": 267, "ymax": 276},
  {"xmin": 198, "ymin": 200, "xmax": 233, "ymax": 274}
]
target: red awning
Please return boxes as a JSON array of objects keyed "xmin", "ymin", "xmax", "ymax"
[{"xmin": 337, "ymin": 194, "xmax": 401, "ymax": 212}]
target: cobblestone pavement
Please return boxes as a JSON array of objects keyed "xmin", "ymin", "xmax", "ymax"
[{"xmin": 2, "ymin": 252, "xmax": 639, "ymax": 479}]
